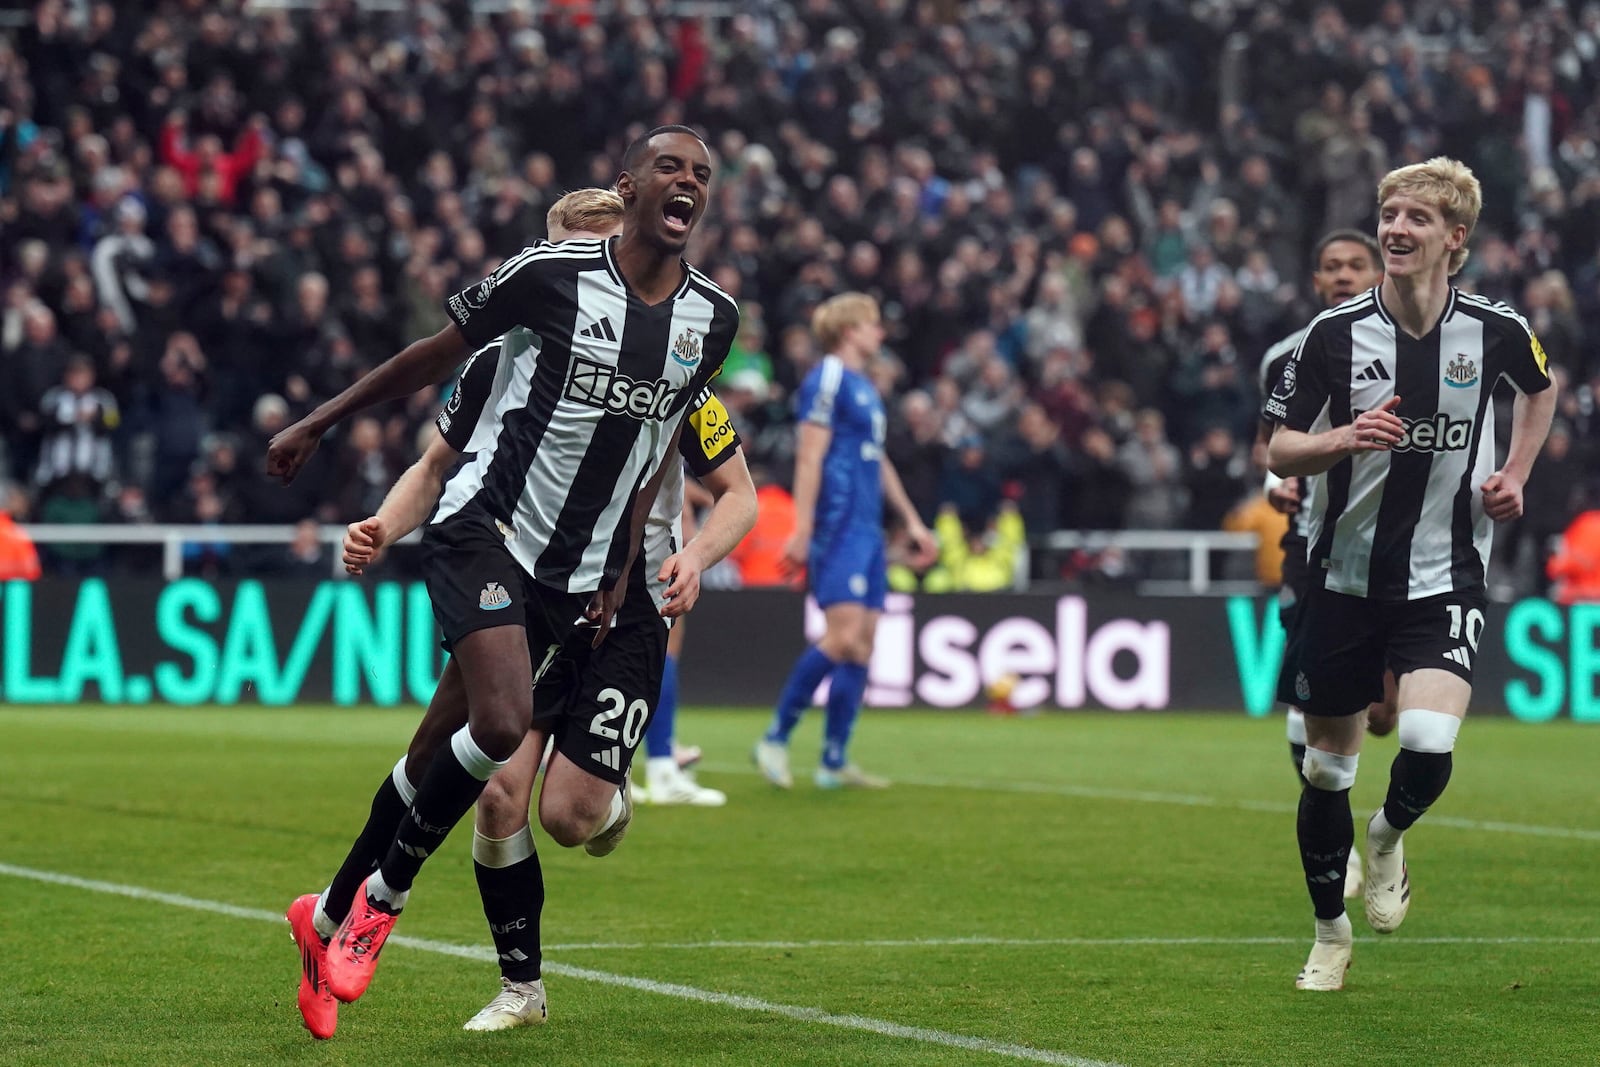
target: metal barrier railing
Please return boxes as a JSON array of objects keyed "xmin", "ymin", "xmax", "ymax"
[{"xmin": 21, "ymin": 523, "xmax": 1262, "ymax": 591}]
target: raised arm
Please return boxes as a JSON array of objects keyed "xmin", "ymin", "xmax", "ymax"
[{"xmin": 267, "ymin": 323, "xmax": 471, "ymax": 484}]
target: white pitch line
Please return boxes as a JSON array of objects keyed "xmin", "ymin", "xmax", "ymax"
[
  {"xmin": 0, "ymin": 862, "xmax": 1120, "ymax": 1067},
  {"xmin": 542, "ymin": 934, "xmax": 1600, "ymax": 952},
  {"xmin": 699, "ymin": 763, "xmax": 1600, "ymax": 842}
]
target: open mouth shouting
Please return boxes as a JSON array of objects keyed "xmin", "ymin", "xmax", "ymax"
[{"xmin": 662, "ymin": 193, "xmax": 695, "ymax": 236}]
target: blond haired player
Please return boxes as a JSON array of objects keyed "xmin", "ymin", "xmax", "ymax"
[
  {"xmin": 754, "ymin": 293, "xmax": 935, "ymax": 789},
  {"xmin": 1267, "ymin": 158, "xmax": 1556, "ymax": 990}
]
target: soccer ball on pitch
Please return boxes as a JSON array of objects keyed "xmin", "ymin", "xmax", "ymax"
[{"xmin": 986, "ymin": 673, "xmax": 1020, "ymax": 715}]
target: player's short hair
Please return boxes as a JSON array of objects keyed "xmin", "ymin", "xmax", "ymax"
[
  {"xmin": 1312, "ymin": 229, "xmax": 1381, "ymax": 271},
  {"xmin": 1376, "ymin": 157, "xmax": 1482, "ymax": 276},
  {"xmin": 546, "ymin": 188, "xmax": 624, "ymax": 240},
  {"xmin": 811, "ymin": 292, "xmax": 880, "ymax": 351},
  {"xmin": 621, "ymin": 125, "xmax": 706, "ymax": 175}
]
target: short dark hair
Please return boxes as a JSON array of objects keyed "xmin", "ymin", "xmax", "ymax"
[
  {"xmin": 1312, "ymin": 229, "xmax": 1381, "ymax": 270},
  {"xmin": 621, "ymin": 125, "xmax": 706, "ymax": 174}
]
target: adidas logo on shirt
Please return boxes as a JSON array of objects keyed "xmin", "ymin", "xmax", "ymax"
[
  {"xmin": 1356, "ymin": 360, "xmax": 1391, "ymax": 382},
  {"xmin": 579, "ymin": 317, "xmax": 617, "ymax": 341}
]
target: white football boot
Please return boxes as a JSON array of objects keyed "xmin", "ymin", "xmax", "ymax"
[
  {"xmin": 462, "ymin": 977, "xmax": 548, "ymax": 1031},
  {"xmin": 1364, "ymin": 810, "xmax": 1411, "ymax": 933},
  {"xmin": 813, "ymin": 764, "xmax": 890, "ymax": 789},
  {"xmin": 1343, "ymin": 846, "xmax": 1364, "ymax": 899},
  {"xmin": 1295, "ymin": 915, "xmax": 1354, "ymax": 992},
  {"xmin": 753, "ymin": 740, "xmax": 793, "ymax": 789},
  {"xmin": 645, "ymin": 758, "xmax": 726, "ymax": 806}
]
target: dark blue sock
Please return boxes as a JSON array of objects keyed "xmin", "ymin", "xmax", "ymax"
[
  {"xmin": 768, "ymin": 646, "xmax": 836, "ymax": 743},
  {"xmin": 821, "ymin": 662, "xmax": 869, "ymax": 770},
  {"xmin": 645, "ymin": 654, "xmax": 678, "ymax": 759}
]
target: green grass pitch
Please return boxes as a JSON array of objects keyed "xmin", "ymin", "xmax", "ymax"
[{"xmin": 2, "ymin": 706, "xmax": 1597, "ymax": 1066}]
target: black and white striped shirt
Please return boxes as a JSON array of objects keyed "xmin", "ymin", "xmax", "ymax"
[
  {"xmin": 432, "ymin": 236, "xmax": 739, "ymax": 593},
  {"xmin": 1258, "ymin": 327, "xmax": 1312, "ymax": 572},
  {"xmin": 437, "ymin": 339, "xmax": 744, "ymax": 616},
  {"xmin": 1265, "ymin": 286, "xmax": 1552, "ymax": 601}
]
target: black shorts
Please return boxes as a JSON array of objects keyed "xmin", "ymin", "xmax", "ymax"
[
  {"xmin": 420, "ymin": 509, "xmax": 589, "ymax": 657},
  {"xmin": 531, "ymin": 563, "xmax": 668, "ymax": 786},
  {"xmin": 1280, "ymin": 530, "xmax": 1310, "ymax": 600},
  {"xmin": 1291, "ymin": 585, "xmax": 1488, "ymax": 717},
  {"xmin": 1274, "ymin": 585, "xmax": 1307, "ymax": 708}
]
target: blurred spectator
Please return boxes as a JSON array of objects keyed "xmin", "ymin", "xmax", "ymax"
[
  {"xmin": 1225, "ymin": 487, "xmax": 1290, "ymax": 588},
  {"xmin": 1186, "ymin": 425, "xmax": 1251, "ymax": 532},
  {"xmin": 259, "ymin": 517, "xmax": 332, "ymax": 579},
  {"xmin": 1117, "ymin": 409, "xmax": 1185, "ymax": 531},
  {"xmin": 995, "ymin": 402, "xmax": 1071, "ymax": 534},
  {"xmin": 1548, "ymin": 510, "xmax": 1600, "ymax": 605},
  {"xmin": 34, "ymin": 354, "xmax": 118, "ymax": 493},
  {"xmin": 938, "ymin": 433, "xmax": 1001, "ymax": 530},
  {"xmin": 147, "ymin": 331, "xmax": 208, "ymax": 507},
  {"xmin": 90, "ymin": 197, "xmax": 155, "ymax": 332},
  {"xmin": 884, "ymin": 388, "xmax": 945, "ymax": 524},
  {"xmin": 3, "ymin": 302, "xmax": 70, "ymax": 479},
  {"xmin": 0, "ymin": 480, "xmax": 41, "ymax": 581},
  {"xmin": 917, "ymin": 501, "xmax": 1026, "ymax": 593},
  {"xmin": 726, "ymin": 469, "xmax": 800, "ymax": 589}
]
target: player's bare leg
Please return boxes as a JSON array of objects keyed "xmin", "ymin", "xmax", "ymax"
[
  {"xmin": 464, "ymin": 729, "xmax": 551, "ymax": 1032},
  {"xmin": 539, "ymin": 750, "xmax": 633, "ymax": 856},
  {"xmin": 1365, "ymin": 669, "xmax": 1468, "ymax": 934},
  {"xmin": 1295, "ymin": 711, "xmax": 1366, "ymax": 990}
]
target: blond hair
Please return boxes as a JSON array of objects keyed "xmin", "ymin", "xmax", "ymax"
[
  {"xmin": 810, "ymin": 292, "xmax": 880, "ymax": 351},
  {"xmin": 1376, "ymin": 157, "xmax": 1482, "ymax": 275},
  {"xmin": 546, "ymin": 188, "xmax": 625, "ymax": 240}
]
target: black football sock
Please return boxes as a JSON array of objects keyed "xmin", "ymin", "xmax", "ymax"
[
  {"xmin": 1381, "ymin": 748, "xmax": 1453, "ymax": 834},
  {"xmin": 473, "ymin": 827, "xmax": 545, "ymax": 983},
  {"xmin": 1298, "ymin": 783, "xmax": 1355, "ymax": 921},
  {"xmin": 377, "ymin": 727, "xmax": 506, "ymax": 898},
  {"xmin": 318, "ymin": 758, "xmax": 415, "ymax": 933}
]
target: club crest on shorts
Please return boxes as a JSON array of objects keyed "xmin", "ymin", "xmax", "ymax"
[
  {"xmin": 849, "ymin": 574, "xmax": 868, "ymax": 597},
  {"xmin": 1444, "ymin": 354, "xmax": 1478, "ymax": 389},
  {"xmin": 479, "ymin": 582, "xmax": 512, "ymax": 610},
  {"xmin": 1295, "ymin": 671, "xmax": 1311, "ymax": 703},
  {"xmin": 671, "ymin": 326, "xmax": 702, "ymax": 368}
]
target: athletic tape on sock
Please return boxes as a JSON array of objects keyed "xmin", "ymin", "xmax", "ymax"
[
  {"xmin": 1397, "ymin": 707, "xmax": 1461, "ymax": 754},
  {"xmin": 596, "ymin": 788, "xmax": 626, "ymax": 835},
  {"xmin": 1302, "ymin": 747, "xmax": 1359, "ymax": 792},
  {"xmin": 391, "ymin": 757, "xmax": 418, "ymax": 805},
  {"xmin": 1285, "ymin": 708, "xmax": 1307, "ymax": 745},
  {"xmin": 472, "ymin": 825, "xmax": 535, "ymax": 868},
  {"xmin": 451, "ymin": 726, "xmax": 510, "ymax": 782}
]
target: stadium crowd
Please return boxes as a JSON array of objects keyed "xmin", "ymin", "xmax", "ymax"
[{"xmin": 2, "ymin": 0, "xmax": 1597, "ymax": 593}]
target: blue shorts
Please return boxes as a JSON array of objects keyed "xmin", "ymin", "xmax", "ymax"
[{"xmin": 809, "ymin": 531, "xmax": 887, "ymax": 610}]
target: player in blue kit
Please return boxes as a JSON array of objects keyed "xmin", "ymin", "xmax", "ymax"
[{"xmin": 754, "ymin": 293, "xmax": 935, "ymax": 789}]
